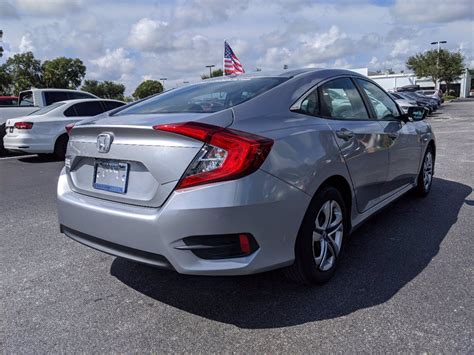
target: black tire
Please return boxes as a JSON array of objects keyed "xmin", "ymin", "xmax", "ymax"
[
  {"xmin": 284, "ymin": 186, "xmax": 348, "ymax": 285},
  {"xmin": 53, "ymin": 134, "xmax": 69, "ymax": 160},
  {"xmin": 0, "ymin": 124, "xmax": 7, "ymax": 156},
  {"xmin": 414, "ymin": 146, "xmax": 434, "ymax": 197}
]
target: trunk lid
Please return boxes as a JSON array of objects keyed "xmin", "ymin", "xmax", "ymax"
[{"xmin": 66, "ymin": 111, "xmax": 233, "ymax": 207}]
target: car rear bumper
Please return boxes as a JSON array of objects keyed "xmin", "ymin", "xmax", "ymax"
[
  {"xmin": 57, "ymin": 168, "xmax": 310, "ymax": 275},
  {"xmin": 3, "ymin": 134, "xmax": 54, "ymax": 153}
]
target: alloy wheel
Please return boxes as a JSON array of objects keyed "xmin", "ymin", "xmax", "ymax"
[
  {"xmin": 313, "ymin": 200, "xmax": 344, "ymax": 271},
  {"xmin": 423, "ymin": 151, "xmax": 433, "ymax": 191}
]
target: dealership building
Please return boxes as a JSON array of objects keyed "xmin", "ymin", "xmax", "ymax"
[{"xmin": 351, "ymin": 68, "xmax": 472, "ymax": 97}]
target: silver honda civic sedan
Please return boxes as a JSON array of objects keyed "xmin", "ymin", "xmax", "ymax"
[{"xmin": 57, "ymin": 69, "xmax": 435, "ymax": 284}]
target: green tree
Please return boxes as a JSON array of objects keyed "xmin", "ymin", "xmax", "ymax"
[
  {"xmin": 0, "ymin": 65, "xmax": 12, "ymax": 95},
  {"xmin": 406, "ymin": 49, "xmax": 465, "ymax": 87},
  {"xmin": 1, "ymin": 52, "xmax": 42, "ymax": 95},
  {"xmin": 81, "ymin": 80, "xmax": 125, "ymax": 100},
  {"xmin": 201, "ymin": 68, "xmax": 223, "ymax": 80},
  {"xmin": 132, "ymin": 80, "xmax": 163, "ymax": 100},
  {"xmin": 42, "ymin": 57, "xmax": 86, "ymax": 89}
]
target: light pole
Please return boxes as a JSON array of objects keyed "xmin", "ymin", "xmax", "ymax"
[
  {"xmin": 205, "ymin": 64, "xmax": 215, "ymax": 78},
  {"xmin": 431, "ymin": 41, "xmax": 447, "ymax": 90},
  {"xmin": 159, "ymin": 78, "xmax": 167, "ymax": 89}
]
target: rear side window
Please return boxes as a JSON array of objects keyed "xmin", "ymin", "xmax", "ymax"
[
  {"xmin": 19, "ymin": 91, "xmax": 34, "ymax": 106},
  {"xmin": 103, "ymin": 101, "xmax": 125, "ymax": 111},
  {"xmin": 356, "ymin": 79, "xmax": 401, "ymax": 120},
  {"xmin": 63, "ymin": 105, "xmax": 77, "ymax": 117},
  {"xmin": 44, "ymin": 91, "xmax": 69, "ymax": 106},
  {"xmin": 73, "ymin": 101, "xmax": 106, "ymax": 117},
  {"xmin": 116, "ymin": 77, "xmax": 287, "ymax": 115},
  {"xmin": 319, "ymin": 78, "xmax": 369, "ymax": 119},
  {"xmin": 299, "ymin": 91, "xmax": 319, "ymax": 116}
]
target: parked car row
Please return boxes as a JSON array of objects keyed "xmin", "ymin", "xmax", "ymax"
[
  {"xmin": 2, "ymin": 95, "xmax": 125, "ymax": 158},
  {"xmin": 0, "ymin": 88, "xmax": 102, "ymax": 154},
  {"xmin": 389, "ymin": 88, "xmax": 443, "ymax": 116}
]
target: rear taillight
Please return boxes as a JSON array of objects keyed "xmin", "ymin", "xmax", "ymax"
[
  {"xmin": 14, "ymin": 122, "xmax": 33, "ymax": 129},
  {"xmin": 154, "ymin": 122, "xmax": 273, "ymax": 189},
  {"xmin": 65, "ymin": 123, "xmax": 75, "ymax": 135}
]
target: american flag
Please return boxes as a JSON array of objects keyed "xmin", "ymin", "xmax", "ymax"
[{"xmin": 224, "ymin": 41, "xmax": 245, "ymax": 75}]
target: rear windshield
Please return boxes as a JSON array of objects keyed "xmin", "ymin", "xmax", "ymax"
[
  {"xmin": 115, "ymin": 77, "xmax": 287, "ymax": 115},
  {"xmin": 28, "ymin": 102, "xmax": 65, "ymax": 116}
]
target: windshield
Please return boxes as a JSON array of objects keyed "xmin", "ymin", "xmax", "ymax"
[
  {"xmin": 28, "ymin": 102, "xmax": 65, "ymax": 116},
  {"xmin": 116, "ymin": 77, "xmax": 287, "ymax": 115}
]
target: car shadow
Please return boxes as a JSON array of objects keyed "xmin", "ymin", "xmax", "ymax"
[
  {"xmin": 110, "ymin": 177, "xmax": 471, "ymax": 329},
  {"xmin": 18, "ymin": 155, "xmax": 63, "ymax": 163}
]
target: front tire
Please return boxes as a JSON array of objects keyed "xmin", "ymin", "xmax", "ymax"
[
  {"xmin": 414, "ymin": 146, "xmax": 434, "ymax": 197},
  {"xmin": 284, "ymin": 186, "xmax": 348, "ymax": 285}
]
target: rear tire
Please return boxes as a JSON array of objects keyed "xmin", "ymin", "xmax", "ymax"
[
  {"xmin": 414, "ymin": 146, "xmax": 434, "ymax": 197},
  {"xmin": 0, "ymin": 124, "xmax": 7, "ymax": 156},
  {"xmin": 284, "ymin": 186, "xmax": 348, "ymax": 285},
  {"xmin": 54, "ymin": 135, "xmax": 69, "ymax": 160}
]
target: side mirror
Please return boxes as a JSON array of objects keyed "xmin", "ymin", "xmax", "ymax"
[{"xmin": 407, "ymin": 106, "xmax": 427, "ymax": 121}]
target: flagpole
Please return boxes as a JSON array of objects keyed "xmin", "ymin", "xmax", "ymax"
[{"xmin": 223, "ymin": 39, "xmax": 226, "ymax": 76}]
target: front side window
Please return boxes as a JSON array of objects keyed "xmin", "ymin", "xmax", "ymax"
[
  {"xmin": 318, "ymin": 78, "xmax": 369, "ymax": 119},
  {"xmin": 357, "ymin": 79, "xmax": 401, "ymax": 120},
  {"xmin": 115, "ymin": 77, "xmax": 287, "ymax": 115}
]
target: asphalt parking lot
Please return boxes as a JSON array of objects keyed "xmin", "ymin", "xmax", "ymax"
[{"xmin": 1, "ymin": 100, "xmax": 473, "ymax": 352}]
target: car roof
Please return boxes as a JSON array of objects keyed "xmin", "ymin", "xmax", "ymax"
[
  {"xmin": 201, "ymin": 68, "xmax": 365, "ymax": 83},
  {"xmin": 21, "ymin": 88, "xmax": 94, "ymax": 94},
  {"xmin": 56, "ymin": 98, "xmax": 125, "ymax": 105}
]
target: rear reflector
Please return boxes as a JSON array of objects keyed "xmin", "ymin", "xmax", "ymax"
[
  {"xmin": 14, "ymin": 122, "xmax": 33, "ymax": 129},
  {"xmin": 239, "ymin": 234, "xmax": 251, "ymax": 254},
  {"xmin": 181, "ymin": 233, "xmax": 259, "ymax": 259},
  {"xmin": 154, "ymin": 122, "xmax": 273, "ymax": 189},
  {"xmin": 65, "ymin": 123, "xmax": 75, "ymax": 135}
]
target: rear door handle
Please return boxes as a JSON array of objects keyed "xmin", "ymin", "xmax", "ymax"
[{"xmin": 335, "ymin": 128, "xmax": 354, "ymax": 140}]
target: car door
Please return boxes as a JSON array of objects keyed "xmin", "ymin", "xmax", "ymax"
[
  {"xmin": 355, "ymin": 78, "xmax": 422, "ymax": 196},
  {"xmin": 317, "ymin": 77, "xmax": 389, "ymax": 213}
]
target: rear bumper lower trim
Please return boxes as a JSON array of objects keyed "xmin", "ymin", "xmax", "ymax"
[{"xmin": 60, "ymin": 225, "xmax": 174, "ymax": 270}]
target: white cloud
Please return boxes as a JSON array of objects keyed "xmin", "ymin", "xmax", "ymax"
[
  {"xmin": 18, "ymin": 33, "xmax": 35, "ymax": 52},
  {"xmin": 89, "ymin": 48, "xmax": 135, "ymax": 81},
  {"xmin": 14, "ymin": 0, "xmax": 82, "ymax": 15},
  {"xmin": 127, "ymin": 18, "xmax": 175, "ymax": 52},
  {"xmin": 392, "ymin": 0, "xmax": 473, "ymax": 23},
  {"xmin": 1, "ymin": 0, "xmax": 473, "ymax": 90},
  {"xmin": 390, "ymin": 38, "xmax": 419, "ymax": 58}
]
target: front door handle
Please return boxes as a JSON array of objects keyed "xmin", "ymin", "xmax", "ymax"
[{"xmin": 335, "ymin": 128, "xmax": 354, "ymax": 140}]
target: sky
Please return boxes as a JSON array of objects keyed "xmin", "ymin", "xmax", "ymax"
[{"xmin": 0, "ymin": 0, "xmax": 473, "ymax": 93}]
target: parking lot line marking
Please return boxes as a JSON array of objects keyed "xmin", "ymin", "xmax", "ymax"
[{"xmin": 0, "ymin": 154, "xmax": 38, "ymax": 161}]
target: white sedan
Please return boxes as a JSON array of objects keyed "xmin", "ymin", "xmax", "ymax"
[{"xmin": 3, "ymin": 99, "xmax": 125, "ymax": 158}]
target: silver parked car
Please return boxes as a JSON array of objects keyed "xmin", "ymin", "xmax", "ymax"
[{"xmin": 57, "ymin": 69, "xmax": 435, "ymax": 284}]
